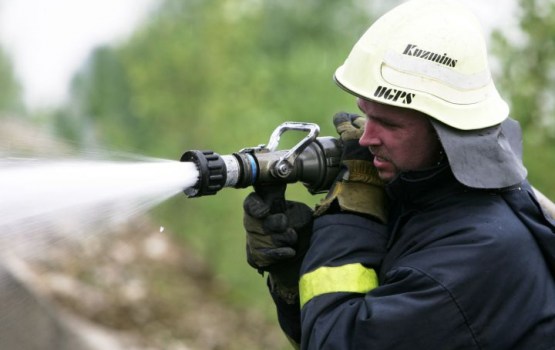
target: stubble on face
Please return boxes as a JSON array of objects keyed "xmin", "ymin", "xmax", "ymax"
[{"xmin": 357, "ymin": 99, "xmax": 443, "ymax": 182}]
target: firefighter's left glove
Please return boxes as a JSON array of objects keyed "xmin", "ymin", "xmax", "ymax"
[
  {"xmin": 315, "ymin": 112, "xmax": 388, "ymax": 222},
  {"xmin": 243, "ymin": 188, "xmax": 313, "ymax": 304}
]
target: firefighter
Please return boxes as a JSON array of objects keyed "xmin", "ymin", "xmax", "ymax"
[{"xmin": 243, "ymin": 0, "xmax": 555, "ymax": 348}]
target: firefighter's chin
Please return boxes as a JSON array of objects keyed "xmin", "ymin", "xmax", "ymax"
[{"xmin": 373, "ymin": 156, "xmax": 396, "ymax": 182}]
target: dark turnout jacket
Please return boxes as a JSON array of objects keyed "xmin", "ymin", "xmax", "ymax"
[{"xmin": 273, "ymin": 165, "xmax": 555, "ymax": 349}]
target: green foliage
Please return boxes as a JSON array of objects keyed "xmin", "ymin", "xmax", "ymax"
[
  {"xmin": 67, "ymin": 0, "xmax": 381, "ymax": 155},
  {"xmin": 492, "ymin": 0, "xmax": 555, "ymax": 136},
  {"xmin": 59, "ymin": 0, "xmax": 394, "ymax": 319},
  {"xmin": 491, "ymin": 0, "xmax": 555, "ymax": 197},
  {"xmin": 0, "ymin": 47, "xmax": 23, "ymax": 115}
]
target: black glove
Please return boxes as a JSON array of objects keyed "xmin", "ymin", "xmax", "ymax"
[
  {"xmin": 243, "ymin": 184, "xmax": 313, "ymax": 304},
  {"xmin": 314, "ymin": 112, "xmax": 388, "ymax": 222}
]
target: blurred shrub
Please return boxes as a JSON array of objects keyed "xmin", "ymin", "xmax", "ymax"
[
  {"xmin": 492, "ymin": 0, "xmax": 555, "ymax": 197},
  {"xmin": 53, "ymin": 0, "xmax": 392, "ymax": 314}
]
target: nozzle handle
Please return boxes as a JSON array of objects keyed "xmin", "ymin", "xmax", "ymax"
[
  {"xmin": 254, "ymin": 183, "xmax": 287, "ymax": 214},
  {"xmin": 267, "ymin": 122, "xmax": 320, "ymax": 179}
]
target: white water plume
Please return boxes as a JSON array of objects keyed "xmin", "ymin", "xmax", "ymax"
[{"xmin": 0, "ymin": 158, "xmax": 199, "ymax": 257}]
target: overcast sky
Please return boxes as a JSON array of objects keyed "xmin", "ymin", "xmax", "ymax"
[
  {"xmin": 0, "ymin": 0, "xmax": 518, "ymax": 110},
  {"xmin": 0, "ymin": 0, "xmax": 159, "ymax": 109}
]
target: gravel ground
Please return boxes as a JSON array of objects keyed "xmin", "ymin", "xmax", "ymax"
[{"xmin": 22, "ymin": 217, "xmax": 288, "ymax": 350}]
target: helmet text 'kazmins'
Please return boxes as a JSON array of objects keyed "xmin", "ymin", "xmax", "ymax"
[{"xmin": 403, "ymin": 44, "xmax": 458, "ymax": 68}]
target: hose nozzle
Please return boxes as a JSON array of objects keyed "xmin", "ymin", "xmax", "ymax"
[{"xmin": 181, "ymin": 122, "xmax": 342, "ymax": 197}]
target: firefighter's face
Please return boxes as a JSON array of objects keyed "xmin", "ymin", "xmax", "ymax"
[{"xmin": 358, "ymin": 98, "xmax": 443, "ymax": 182}]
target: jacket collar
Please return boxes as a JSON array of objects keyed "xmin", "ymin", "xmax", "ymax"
[{"xmin": 385, "ymin": 162, "xmax": 467, "ymax": 209}]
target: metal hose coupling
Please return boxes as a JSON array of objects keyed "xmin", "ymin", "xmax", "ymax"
[{"xmin": 180, "ymin": 122, "xmax": 342, "ymax": 197}]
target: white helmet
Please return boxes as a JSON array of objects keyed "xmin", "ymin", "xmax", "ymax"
[
  {"xmin": 335, "ymin": 0, "xmax": 527, "ymax": 188},
  {"xmin": 334, "ymin": 0, "xmax": 508, "ymax": 131}
]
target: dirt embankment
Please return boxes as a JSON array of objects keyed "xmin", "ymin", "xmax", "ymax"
[
  {"xmin": 0, "ymin": 118, "xmax": 289, "ymax": 350},
  {"xmin": 28, "ymin": 218, "xmax": 287, "ymax": 350}
]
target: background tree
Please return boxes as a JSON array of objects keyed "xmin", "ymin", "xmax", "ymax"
[
  {"xmin": 0, "ymin": 47, "xmax": 23, "ymax": 115},
  {"xmin": 58, "ymin": 0, "xmax": 397, "ymax": 316},
  {"xmin": 53, "ymin": 46, "xmax": 135, "ymax": 149},
  {"xmin": 492, "ymin": 0, "xmax": 555, "ymax": 197}
]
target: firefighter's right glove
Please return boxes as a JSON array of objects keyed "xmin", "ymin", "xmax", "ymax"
[
  {"xmin": 243, "ymin": 186, "xmax": 313, "ymax": 304},
  {"xmin": 314, "ymin": 112, "xmax": 388, "ymax": 222}
]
